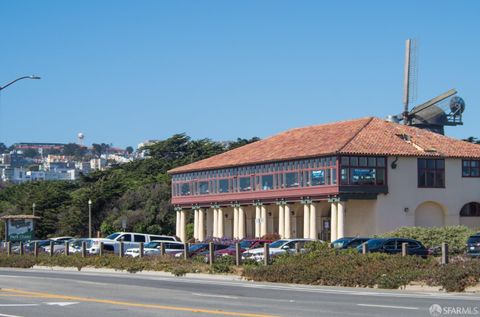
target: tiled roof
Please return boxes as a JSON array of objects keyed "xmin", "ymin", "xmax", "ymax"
[{"xmin": 168, "ymin": 117, "xmax": 480, "ymax": 174}]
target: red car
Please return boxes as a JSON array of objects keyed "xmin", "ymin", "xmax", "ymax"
[{"xmin": 215, "ymin": 239, "xmax": 271, "ymax": 257}]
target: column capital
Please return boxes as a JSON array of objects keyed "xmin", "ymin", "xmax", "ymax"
[
  {"xmin": 253, "ymin": 200, "xmax": 263, "ymax": 206},
  {"xmin": 230, "ymin": 202, "xmax": 241, "ymax": 208},
  {"xmin": 174, "ymin": 206, "xmax": 183, "ymax": 212},
  {"xmin": 275, "ymin": 199, "xmax": 287, "ymax": 206},
  {"xmin": 301, "ymin": 197, "xmax": 313, "ymax": 204},
  {"xmin": 328, "ymin": 196, "xmax": 340, "ymax": 203},
  {"xmin": 210, "ymin": 203, "xmax": 220, "ymax": 209}
]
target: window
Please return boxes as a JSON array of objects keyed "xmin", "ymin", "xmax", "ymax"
[
  {"xmin": 463, "ymin": 160, "xmax": 480, "ymax": 177},
  {"xmin": 199, "ymin": 181, "xmax": 209, "ymax": 194},
  {"xmin": 285, "ymin": 172, "xmax": 299, "ymax": 188},
  {"xmin": 350, "ymin": 168, "xmax": 376, "ymax": 185},
  {"xmin": 311, "ymin": 170, "xmax": 325, "ymax": 186},
  {"xmin": 180, "ymin": 183, "xmax": 190, "ymax": 196},
  {"xmin": 339, "ymin": 156, "xmax": 386, "ymax": 186},
  {"xmin": 418, "ymin": 159, "xmax": 445, "ymax": 188},
  {"xmin": 460, "ymin": 202, "xmax": 480, "ymax": 217},
  {"xmin": 219, "ymin": 179, "xmax": 229, "ymax": 193},
  {"xmin": 261, "ymin": 175, "xmax": 274, "ymax": 190},
  {"xmin": 134, "ymin": 235, "xmax": 146, "ymax": 242},
  {"xmin": 239, "ymin": 177, "xmax": 251, "ymax": 191},
  {"xmin": 119, "ymin": 234, "xmax": 131, "ymax": 242}
]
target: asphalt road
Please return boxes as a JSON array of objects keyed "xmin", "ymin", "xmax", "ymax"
[{"xmin": 0, "ymin": 268, "xmax": 478, "ymax": 317}]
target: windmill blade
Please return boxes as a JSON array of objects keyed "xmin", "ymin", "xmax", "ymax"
[{"xmin": 409, "ymin": 89, "xmax": 457, "ymax": 115}]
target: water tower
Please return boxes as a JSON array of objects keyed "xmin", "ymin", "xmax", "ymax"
[{"xmin": 77, "ymin": 132, "xmax": 85, "ymax": 146}]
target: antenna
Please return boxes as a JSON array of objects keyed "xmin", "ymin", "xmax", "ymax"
[{"xmin": 402, "ymin": 39, "xmax": 418, "ymax": 124}]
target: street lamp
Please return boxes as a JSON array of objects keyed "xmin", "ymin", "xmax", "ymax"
[
  {"xmin": 88, "ymin": 199, "xmax": 92, "ymax": 238},
  {"xmin": 0, "ymin": 75, "xmax": 41, "ymax": 91}
]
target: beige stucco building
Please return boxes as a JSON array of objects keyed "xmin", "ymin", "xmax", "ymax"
[{"xmin": 168, "ymin": 117, "xmax": 480, "ymax": 242}]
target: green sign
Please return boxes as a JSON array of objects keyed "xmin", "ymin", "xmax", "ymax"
[{"xmin": 7, "ymin": 219, "xmax": 34, "ymax": 242}]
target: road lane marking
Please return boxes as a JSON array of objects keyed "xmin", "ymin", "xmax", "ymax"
[
  {"xmin": 45, "ymin": 302, "xmax": 79, "ymax": 306},
  {"xmin": 0, "ymin": 289, "xmax": 278, "ymax": 317},
  {"xmin": 357, "ymin": 304, "xmax": 419, "ymax": 310},
  {"xmin": 0, "ymin": 313, "xmax": 24, "ymax": 317},
  {"xmin": 192, "ymin": 293, "xmax": 239, "ymax": 299}
]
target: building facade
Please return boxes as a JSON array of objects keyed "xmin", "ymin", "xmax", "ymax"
[{"xmin": 168, "ymin": 117, "xmax": 480, "ymax": 242}]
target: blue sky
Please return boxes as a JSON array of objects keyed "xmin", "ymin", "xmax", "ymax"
[{"xmin": 0, "ymin": 1, "xmax": 479, "ymax": 148}]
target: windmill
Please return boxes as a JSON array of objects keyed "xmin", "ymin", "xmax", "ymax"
[{"xmin": 387, "ymin": 39, "xmax": 465, "ymax": 135}]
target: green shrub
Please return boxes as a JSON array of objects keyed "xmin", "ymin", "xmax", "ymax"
[
  {"xmin": 378, "ymin": 226, "xmax": 474, "ymax": 253},
  {"xmin": 212, "ymin": 255, "xmax": 235, "ymax": 273}
]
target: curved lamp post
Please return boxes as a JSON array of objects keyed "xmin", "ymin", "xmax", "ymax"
[{"xmin": 0, "ymin": 75, "xmax": 41, "ymax": 91}]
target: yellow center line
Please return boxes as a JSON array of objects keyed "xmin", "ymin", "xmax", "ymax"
[{"xmin": 0, "ymin": 289, "xmax": 280, "ymax": 317}]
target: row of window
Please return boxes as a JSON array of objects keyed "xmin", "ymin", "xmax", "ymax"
[
  {"xmin": 173, "ymin": 168, "xmax": 338, "ymax": 196},
  {"xmin": 463, "ymin": 160, "xmax": 480, "ymax": 177},
  {"xmin": 171, "ymin": 157, "xmax": 337, "ymax": 182}
]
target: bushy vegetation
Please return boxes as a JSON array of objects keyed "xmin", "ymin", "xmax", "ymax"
[
  {"xmin": 378, "ymin": 226, "xmax": 475, "ymax": 253},
  {"xmin": 242, "ymin": 243, "xmax": 480, "ymax": 292},
  {"xmin": 0, "ymin": 135, "xmax": 259, "ymax": 239}
]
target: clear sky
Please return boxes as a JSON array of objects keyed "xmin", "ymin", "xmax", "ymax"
[{"xmin": 1, "ymin": 1, "xmax": 479, "ymax": 148}]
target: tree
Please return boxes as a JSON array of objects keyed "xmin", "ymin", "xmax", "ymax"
[
  {"xmin": 0, "ymin": 143, "xmax": 7, "ymax": 154},
  {"xmin": 126, "ymin": 146, "xmax": 134, "ymax": 154},
  {"xmin": 22, "ymin": 148, "xmax": 39, "ymax": 158},
  {"xmin": 227, "ymin": 137, "xmax": 260, "ymax": 150},
  {"xmin": 463, "ymin": 137, "xmax": 480, "ymax": 144},
  {"xmin": 63, "ymin": 143, "xmax": 87, "ymax": 158}
]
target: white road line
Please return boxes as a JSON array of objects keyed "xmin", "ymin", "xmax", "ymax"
[
  {"xmin": 192, "ymin": 293, "xmax": 239, "ymax": 299},
  {"xmin": 357, "ymin": 304, "xmax": 419, "ymax": 310},
  {"xmin": 0, "ymin": 313, "xmax": 24, "ymax": 317}
]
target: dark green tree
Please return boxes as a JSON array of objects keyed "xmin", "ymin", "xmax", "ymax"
[{"xmin": 126, "ymin": 146, "xmax": 134, "ymax": 154}]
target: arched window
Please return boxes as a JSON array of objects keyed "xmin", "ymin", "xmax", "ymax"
[{"xmin": 460, "ymin": 202, "xmax": 480, "ymax": 217}]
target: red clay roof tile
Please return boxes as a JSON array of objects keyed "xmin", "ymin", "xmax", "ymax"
[{"xmin": 168, "ymin": 117, "xmax": 480, "ymax": 174}]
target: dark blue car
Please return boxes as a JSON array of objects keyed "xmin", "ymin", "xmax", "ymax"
[{"xmin": 357, "ymin": 238, "xmax": 430, "ymax": 258}]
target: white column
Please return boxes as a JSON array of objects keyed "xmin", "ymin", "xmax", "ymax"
[
  {"xmin": 255, "ymin": 205, "xmax": 261, "ymax": 238},
  {"xmin": 278, "ymin": 204, "xmax": 285, "ymax": 238},
  {"xmin": 284, "ymin": 204, "xmax": 291, "ymax": 239},
  {"xmin": 233, "ymin": 206, "xmax": 239, "ymax": 239},
  {"xmin": 218, "ymin": 208, "xmax": 224, "ymax": 238},
  {"xmin": 260, "ymin": 205, "xmax": 267, "ymax": 237},
  {"xmin": 193, "ymin": 209, "xmax": 199, "ymax": 240},
  {"xmin": 180, "ymin": 210, "xmax": 186, "ymax": 242},
  {"xmin": 331, "ymin": 202, "xmax": 338, "ymax": 242},
  {"xmin": 310, "ymin": 203, "xmax": 317, "ymax": 240},
  {"xmin": 337, "ymin": 201, "xmax": 346, "ymax": 239},
  {"xmin": 175, "ymin": 210, "xmax": 181, "ymax": 238},
  {"xmin": 238, "ymin": 206, "xmax": 245, "ymax": 240},
  {"xmin": 198, "ymin": 209, "xmax": 205, "ymax": 241},
  {"xmin": 206, "ymin": 209, "xmax": 213, "ymax": 238},
  {"xmin": 303, "ymin": 203, "xmax": 310, "ymax": 239},
  {"xmin": 213, "ymin": 208, "xmax": 218, "ymax": 238}
]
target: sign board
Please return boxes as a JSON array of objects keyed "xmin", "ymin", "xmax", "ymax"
[
  {"xmin": 7, "ymin": 218, "xmax": 34, "ymax": 242},
  {"xmin": 121, "ymin": 218, "xmax": 127, "ymax": 230}
]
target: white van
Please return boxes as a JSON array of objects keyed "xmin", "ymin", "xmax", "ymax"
[{"xmin": 98, "ymin": 232, "xmax": 179, "ymax": 254}]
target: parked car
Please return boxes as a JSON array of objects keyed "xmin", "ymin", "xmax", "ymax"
[
  {"xmin": 98, "ymin": 232, "xmax": 179, "ymax": 254},
  {"xmin": 356, "ymin": 238, "xmax": 430, "ymax": 258},
  {"xmin": 466, "ymin": 234, "xmax": 480, "ymax": 257},
  {"xmin": 14, "ymin": 240, "xmax": 50, "ymax": 254},
  {"xmin": 242, "ymin": 238, "xmax": 315, "ymax": 261},
  {"xmin": 43, "ymin": 238, "xmax": 75, "ymax": 254},
  {"xmin": 215, "ymin": 239, "xmax": 271, "ymax": 257},
  {"xmin": 332, "ymin": 237, "xmax": 370, "ymax": 249},
  {"xmin": 125, "ymin": 241, "xmax": 185, "ymax": 257},
  {"xmin": 67, "ymin": 238, "xmax": 94, "ymax": 254},
  {"xmin": 173, "ymin": 243, "xmax": 230, "ymax": 258}
]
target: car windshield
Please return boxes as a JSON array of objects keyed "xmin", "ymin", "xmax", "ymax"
[
  {"xmin": 145, "ymin": 242, "xmax": 160, "ymax": 248},
  {"xmin": 468, "ymin": 236, "xmax": 480, "ymax": 244},
  {"xmin": 227, "ymin": 241, "xmax": 253, "ymax": 249},
  {"xmin": 269, "ymin": 240, "xmax": 288, "ymax": 248},
  {"xmin": 332, "ymin": 238, "xmax": 352, "ymax": 248},
  {"xmin": 365, "ymin": 239, "xmax": 385, "ymax": 249},
  {"xmin": 106, "ymin": 233, "xmax": 120, "ymax": 240}
]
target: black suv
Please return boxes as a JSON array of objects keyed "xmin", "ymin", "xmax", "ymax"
[
  {"xmin": 357, "ymin": 238, "xmax": 430, "ymax": 258},
  {"xmin": 466, "ymin": 234, "xmax": 480, "ymax": 257}
]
